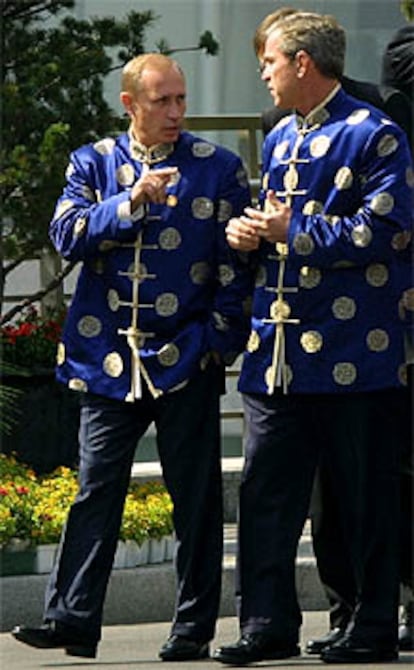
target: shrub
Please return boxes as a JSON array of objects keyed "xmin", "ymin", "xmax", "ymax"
[
  {"xmin": 0, "ymin": 454, "xmax": 173, "ymax": 547},
  {"xmin": 1, "ymin": 306, "xmax": 66, "ymax": 371}
]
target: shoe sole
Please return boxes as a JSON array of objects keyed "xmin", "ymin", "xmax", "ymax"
[
  {"xmin": 160, "ymin": 650, "xmax": 209, "ymax": 662},
  {"xmin": 321, "ymin": 650, "xmax": 398, "ymax": 664},
  {"xmin": 399, "ymin": 642, "xmax": 414, "ymax": 651},
  {"xmin": 214, "ymin": 646, "xmax": 300, "ymax": 665},
  {"xmin": 12, "ymin": 631, "xmax": 97, "ymax": 658},
  {"xmin": 264, "ymin": 647, "xmax": 300, "ymax": 660},
  {"xmin": 66, "ymin": 645, "xmax": 97, "ymax": 658}
]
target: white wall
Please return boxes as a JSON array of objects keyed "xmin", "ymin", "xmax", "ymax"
[
  {"xmin": 5, "ymin": 1, "xmax": 406, "ymax": 448},
  {"xmin": 75, "ymin": 0, "xmax": 407, "ymax": 117},
  {"xmin": 6, "ymin": 0, "xmax": 406, "ymax": 315}
]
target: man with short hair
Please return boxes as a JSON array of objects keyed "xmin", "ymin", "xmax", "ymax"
[
  {"xmin": 256, "ymin": 7, "xmax": 414, "ymax": 658},
  {"xmin": 11, "ymin": 53, "xmax": 252, "ymax": 662},
  {"xmin": 213, "ymin": 9, "xmax": 413, "ymax": 666}
]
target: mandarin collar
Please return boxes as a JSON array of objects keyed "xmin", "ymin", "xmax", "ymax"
[
  {"xmin": 128, "ymin": 128, "xmax": 175, "ymax": 165},
  {"xmin": 295, "ymin": 82, "xmax": 342, "ymax": 129}
]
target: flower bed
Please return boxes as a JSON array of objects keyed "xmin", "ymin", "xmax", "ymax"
[{"xmin": 0, "ymin": 454, "xmax": 174, "ymax": 574}]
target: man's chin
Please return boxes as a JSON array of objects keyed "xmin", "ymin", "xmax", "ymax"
[
  {"xmin": 272, "ymin": 96, "xmax": 290, "ymax": 111},
  {"xmin": 163, "ymin": 130, "xmax": 180, "ymax": 143},
  {"xmin": 268, "ymin": 92, "xmax": 279, "ymax": 107}
]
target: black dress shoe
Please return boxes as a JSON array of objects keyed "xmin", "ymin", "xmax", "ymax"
[
  {"xmin": 213, "ymin": 633, "xmax": 300, "ymax": 665},
  {"xmin": 159, "ymin": 634, "xmax": 209, "ymax": 661},
  {"xmin": 320, "ymin": 636, "xmax": 398, "ymax": 664},
  {"xmin": 11, "ymin": 621, "xmax": 97, "ymax": 658},
  {"xmin": 399, "ymin": 623, "xmax": 414, "ymax": 651},
  {"xmin": 305, "ymin": 627, "xmax": 345, "ymax": 654}
]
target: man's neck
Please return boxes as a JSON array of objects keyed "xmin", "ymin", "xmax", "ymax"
[{"xmin": 296, "ymin": 79, "xmax": 340, "ymax": 118}]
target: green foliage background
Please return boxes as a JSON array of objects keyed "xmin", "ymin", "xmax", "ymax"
[
  {"xmin": 1, "ymin": 0, "xmax": 218, "ymax": 322},
  {"xmin": 1, "ymin": 1, "xmax": 156, "ymax": 299}
]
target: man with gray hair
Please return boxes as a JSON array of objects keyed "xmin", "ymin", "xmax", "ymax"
[{"xmin": 213, "ymin": 9, "xmax": 413, "ymax": 666}]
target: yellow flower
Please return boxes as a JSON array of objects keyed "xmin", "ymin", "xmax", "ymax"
[{"xmin": 0, "ymin": 455, "xmax": 173, "ymax": 547}]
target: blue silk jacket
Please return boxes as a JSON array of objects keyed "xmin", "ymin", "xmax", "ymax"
[
  {"xmin": 238, "ymin": 86, "xmax": 414, "ymax": 395},
  {"xmin": 50, "ymin": 130, "xmax": 252, "ymax": 401}
]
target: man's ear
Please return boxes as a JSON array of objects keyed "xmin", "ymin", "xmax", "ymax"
[
  {"xmin": 120, "ymin": 91, "xmax": 134, "ymax": 116},
  {"xmin": 294, "ymin": 50, "xmax": 311, "ymax": 78}
]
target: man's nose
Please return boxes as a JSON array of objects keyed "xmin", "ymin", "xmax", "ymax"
[{"xmin": 168, "ymin": 101, "xmax": 184, "ymax": 118}]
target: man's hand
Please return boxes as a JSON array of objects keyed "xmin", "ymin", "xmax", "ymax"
[
  {"xmin": 226, "ymin": 215, "xmax": 261, "ymax": 251},
  {"xmin": 131, "ymin": 166, "xmax": 178, "ymax": 211},
  {"xmin": 225, "ymin": 191, "xmax": 291, "ymax": 250},
  {"xmin": 245, "ymin": 190, "xmax": 291, "ymax": 243}
]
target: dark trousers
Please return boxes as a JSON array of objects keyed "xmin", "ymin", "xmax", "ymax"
[
  {"xmin": 310, "ymin": 463, "xmax": 356, "ymax": 629},
  {"xmin": 311, "ymin": 384, "xmax": 413, "ymax": 630},
  {"xmin": 44, "ymin": 363, "xmax": 223, "ymax": 643},
  {"xmin": 237, "ymin": 389, "xmax": 402, "ymax": 647}
]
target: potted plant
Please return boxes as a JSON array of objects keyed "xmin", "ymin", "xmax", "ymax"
[
  {"xmin": 116, "ymin": 496, "xmax": 151, "ymax": 568},
  {"xmin": 0, "ymin": 456, "xmax": 38, "ymax": 573},
  {"xmin": 31, "ymin": 466, "xmax": 78, "ymax": 571},
  {"xmin": 1, "ymin": 306, "xmax": 66, "ymax": 372},
  {"xmin": 0, "ymin": 307, "xmax": 80, "ymax": 474},
  {"xmin": 0, "ymin": 455, "xmax": 174, "ymax": 573}
]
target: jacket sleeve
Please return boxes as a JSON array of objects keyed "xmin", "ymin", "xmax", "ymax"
[
  {"xmin": 287, "ymin": 122, "xmax": 413, "ymax": 270},
  {"xmin": 204, "ymin": 155, "xmax": 254, "ymax": 363},
  {"xmin": 49, "ymin": 146, "xmax": 146, "ymax": 262}
]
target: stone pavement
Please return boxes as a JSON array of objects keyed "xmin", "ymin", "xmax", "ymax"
[
  {"xmin": 0, "ymin": 457, "xmax": 325, "ymax": 634},
  {"xmin": 1, "ymin": 459, "xmax": 411, "ymax": 667},
  {"xmin": 0, "ymin": 523, "xmax": 327, "ymax": 633},
  {"xmin": 1, "ymin": 613, "xmax": 413, "ymax": 670}
]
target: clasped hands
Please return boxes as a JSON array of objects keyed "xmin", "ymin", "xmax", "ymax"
[
  {"xmin": 131, "ymin": 166, "xmax": 178, "ymax": 211},
  {"xmin": 226, "ymin": 191, "xmax": 291, "ymax": 251}
]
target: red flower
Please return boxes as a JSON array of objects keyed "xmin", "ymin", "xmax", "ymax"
[
  {"xmin": 16, "ymin": 322, "xmax": 36, "ymax": 337},
  {"xmin": 15, "ymin": 486, "xmax": 30, "ymax": 495},
  {"xmin": 1, "ymin": 306, "xmax": 66, "ymax": 369}
]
